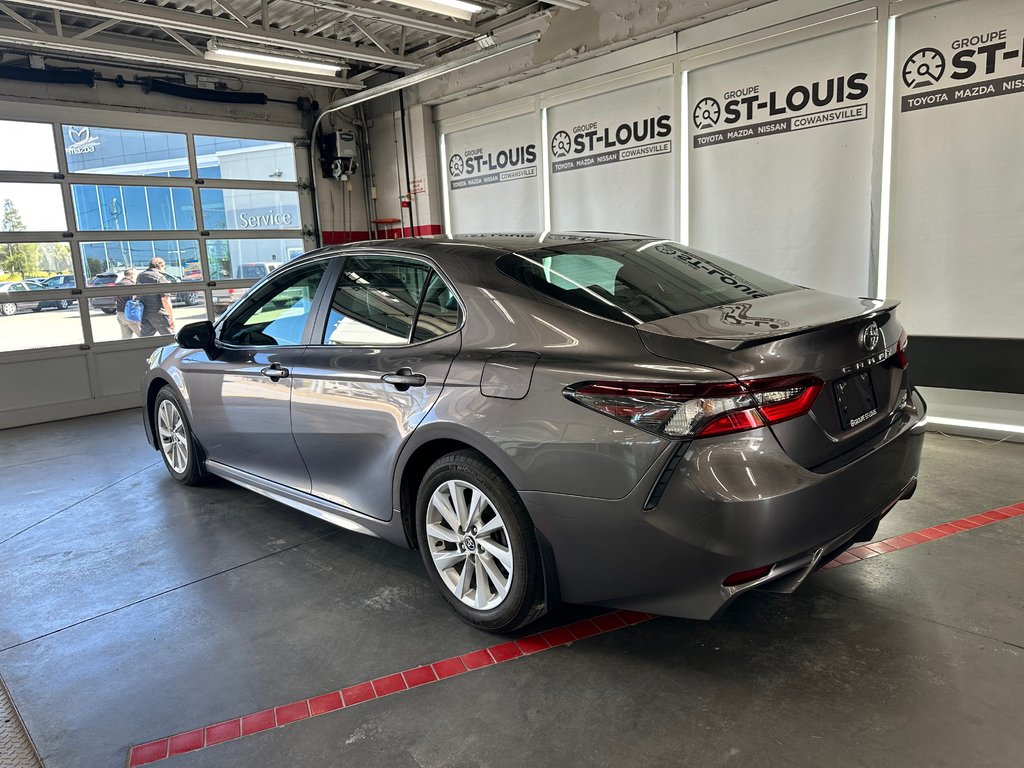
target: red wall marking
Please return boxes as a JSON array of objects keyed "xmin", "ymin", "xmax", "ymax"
[{"xmin": 128, "ymin": 501, "xmax": 1024, "ymax": 766}]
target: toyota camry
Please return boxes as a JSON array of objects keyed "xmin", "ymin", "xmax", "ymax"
[{"xmin": 142, "ymin": 233, "xmax": 925, "ymax": 632}]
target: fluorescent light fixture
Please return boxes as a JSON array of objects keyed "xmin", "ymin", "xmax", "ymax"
[
  {"xmin": 926, "ymin": 416, "xmax": 1024, "ymax": 435},
  {"xmin": 387, "ymin": 0, "xmax": 483, "ymax": 22},
  {"xmin": 206, "ymin": 44, "xmax": 342, "ymax": 77}
]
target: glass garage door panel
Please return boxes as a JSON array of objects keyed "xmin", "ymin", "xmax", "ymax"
[
  {"xmin": 0, "ymin": 183, "xmax": 67, "ymax": 231},
  {"xmin": 79, "ymin": 240, "xmax": 201, "ymax": 284},
  {"xmin": 206, "ymin": 237, "xmax": 305, "ymax": 280},
  {"xmin": 62, "ymin": 126, "xmax": 189, "ymax": 177},
  {"xmin": 194, "ymin": 136, "xmax": 298, "ymax": 182},
  {"xmin": 71, "ymin": 185, "xmax": 197, "ymax": 231},
  {"xmin": 0, "ymin": 120, "xmax": 58, "ymax": 172},
  {"xmin": 199, "ymin": 188, "xmax": 301, "ymax": 231}
]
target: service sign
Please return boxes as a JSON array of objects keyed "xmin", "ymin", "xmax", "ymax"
[
  {"xmin": 548, "ymin": 113, "xmax": 672, "ymax": 173},
  {"xmin": 690, "ymin": 69, "xmax": 870, "ymax": 148},
  {"xmin": 547, "ymin": 77, "xmax": 676, "ymax": 237},
  {"xmin": 687, "ymin": 26, "xmax": 876, "ymax": 296},
  {"xmin": 443, "ymin": 114, "xmax": 542, "ymax": 232},
  {"xmin": 898, "ymin": 14, "xmax": 1024, "ymax": 112},
  {"xmin": 886, "ymin": 0, "xmax": 1024, "ymax": 340}
]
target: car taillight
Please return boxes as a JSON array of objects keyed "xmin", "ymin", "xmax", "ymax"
[
  {"xmin": 564, "ymin": 375, "xmax": 822, "ymax": 439},
  {"xmin": 895, "ymin": 329, "xmax": 909, "ymax": 368}
]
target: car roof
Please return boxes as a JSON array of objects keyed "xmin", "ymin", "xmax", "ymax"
[{"xmin": 302, "ymin": 232, "xmax": 650, "ymax": 261}]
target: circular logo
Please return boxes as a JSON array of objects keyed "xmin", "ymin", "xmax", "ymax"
[
  {"xmin": 448, "ymin": 154, "xmax": 465, "ymax": 178},
  {"xmin": 550, "ymin": 130, "xmax": 572, "ymax": 159},
  {"xmin": 860, "ymin": 322, "xmax": 881, "ymax": 352},
  {"xmin": 464, "ymin": 535, "xmax": 477, "ymax": 552},
  {"xmin": 902, "ymin": 47, "xmax": 946, "ymax": 89},
  {"xmin": 692, "ymin": 97, "xmax": 721, "ymax": 130}
]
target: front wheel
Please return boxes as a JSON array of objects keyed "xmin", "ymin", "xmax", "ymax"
[
  {"xmin": 416, "ymin": 451, "xmax": 545, "ymax": 633},
  {"xmin": 154, "ymin": 386, "xmax": 206, "ymax": 485},
  {"xmin": 101, "ymin": 307, "xmax": 116, "ymax": 315},
  {"xmin": 1, "ymin": 302, "xmax": 16, "ymax": 316},
  {"xmin": 56, "ymin": 299, "xmax": 70, "ymax": 310}
]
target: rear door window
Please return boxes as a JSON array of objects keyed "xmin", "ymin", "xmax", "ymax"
[
  {"xmin": 496, "ymin": 241, "xmax": 797, "ymax": 324},
  {"xmin": 323, "ymin": 255, "xmax": 430, "ymax": 346}
]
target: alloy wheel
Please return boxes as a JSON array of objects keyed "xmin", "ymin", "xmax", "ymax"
[
  {"xmin": 425, "ymin": 480, "xmax": 514, "ymax": 610},
  {"xmin": 157, "ymin": 399, "xmax": 189, "ymax": 474}
]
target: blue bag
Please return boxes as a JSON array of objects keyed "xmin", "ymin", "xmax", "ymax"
[{"xmin": 124, "ymin": 298, "xmax": 144, "ymax": 323}]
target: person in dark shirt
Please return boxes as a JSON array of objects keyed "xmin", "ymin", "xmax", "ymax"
[
  {"xmin": 115, "ymin": 266, "xmax": 140, "ymax": 339},
  {"xmin": 136, "ymin": 257, "xmax": 176, "ymax": 337}
]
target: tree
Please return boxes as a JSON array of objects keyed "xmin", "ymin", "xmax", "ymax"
[{"xmin": 1, "ymin": 198, "xmax": 41, "ymax": 279}]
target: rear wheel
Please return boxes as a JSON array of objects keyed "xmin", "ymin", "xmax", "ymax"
[
  {"xmin": 416, "ymin": 451, "xmax": 545, "ymax": 632},
  {"xmin": 56, "ymin": 299, "xmax": 70, "ymax": 310},
  {"xmin": 1, "ymin": 302, "xmax": 16, "ymax": 316},
  {"xmin": 101, "ymin": 307, "xmax": 116, "ymax": 315},
  {"xmin": 154, "ymin": 386, "xmax": 206, "ymax": 485}
]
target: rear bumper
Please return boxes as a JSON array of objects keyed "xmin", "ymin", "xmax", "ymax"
[{"xmin": 522, "ymin": 388, "xmax": 926, "ymax": 620}]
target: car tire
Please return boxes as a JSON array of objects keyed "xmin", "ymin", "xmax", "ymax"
[
  {"xmin": 101, "ymin": 307, "xmax": 116, "ymax": 315},
  {"xmin": 57, "ymin": 299, "xmax": 70, "ymax": 310},
  {"xmin": 31, "ymin": 307, "xmax": 42, "ymax": 312},
  {"xmin": 184, "ymin": 292, "xmax": 199, "ymax": 306},
  {"xmin": 1, "ymin": 302, "xmax": 16, "ymax": 316},
  {"xmin": 153, "ymin": 386, "xmax": 207, "ymax": 486},
  {"xmin": 415, "ymin": 450, "xmax": 546, "ymax": 633}
]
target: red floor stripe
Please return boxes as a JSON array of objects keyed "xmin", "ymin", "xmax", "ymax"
[{"xmin": 127, "ymin": 502, "xmax": 1024, "ymax": 766}]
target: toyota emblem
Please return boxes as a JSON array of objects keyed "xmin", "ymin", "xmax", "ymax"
[{"xmin": 860, "ymin": 322, "xmax": 881, "ymax": 352}]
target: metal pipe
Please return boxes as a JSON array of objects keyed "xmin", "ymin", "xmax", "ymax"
[
  {"xmin": 398, "ymin": 87, "xmax": 416, "ymax": 236},
  {"xmin": 309, "ymin": 31, "xmax": 541, "ymax": 246}
]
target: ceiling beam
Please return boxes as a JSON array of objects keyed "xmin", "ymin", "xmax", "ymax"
[
  {"xmin": 7, "ymin": 0, "xmax": 424, "ymax": 68},
  {"xmin": 72, "ymin": 17, "xmax": 115, "ymax": 40},
  {"xmin": 0, "ymin": 23, "xmax": 366, "ymax": 88},
  {"xmin": 213, "ymin": 0, "xmax": 250, "ymax": 29},
  {"xmin": 0, "ymin": 2, "xmax": 42, "ymax": 34},
  {"xmin": 348, "ymin": 18, "xmax": 390, "ymax": 56}
]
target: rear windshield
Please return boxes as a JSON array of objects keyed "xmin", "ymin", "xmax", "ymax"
[{"xmin": 495, "ymin": 241, "xmax": 798, "ymax": 324}]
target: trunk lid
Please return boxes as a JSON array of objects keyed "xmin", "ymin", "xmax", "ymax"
[{"xmin": 637, "ymin": 289, "xmax": 910, "ymax": 469}]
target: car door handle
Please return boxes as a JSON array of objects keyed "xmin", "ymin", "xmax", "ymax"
[
  {"xmin": 381, "ymin": 368, "xmax": 426, "ymax": 390},
  {"xmin": 260, "ymin": 363, "xmax": 290, "ymax": 380}
]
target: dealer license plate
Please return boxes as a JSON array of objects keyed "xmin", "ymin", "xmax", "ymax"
[{"xmin": 834, "ymin": 370, "xmax": 878, "ymax": 429}]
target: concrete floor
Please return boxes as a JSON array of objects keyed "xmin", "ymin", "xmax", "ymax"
[{"xmin": 1, "ymin": 410, "xmax": 1022, "ymax": 767}]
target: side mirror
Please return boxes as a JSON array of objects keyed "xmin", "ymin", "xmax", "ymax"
[{"xmin": 176, "ymin": 320, "xmax": 216, "ymax": 350}]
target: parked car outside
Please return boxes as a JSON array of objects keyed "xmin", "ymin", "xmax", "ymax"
[
  {"xmin": 37, "ymin": 273, "xmax": 77, "ymax": 310},
  {"xmin": 141, "ymin": 233, "xmax": 926, "ymax": 632},
  {"xmin": 0, "ymin": 281, "xmax": 44, "ymax": 315},
  {"xmin": 89, "ymin": 270, "xmax": 201, "ymax": 314}
]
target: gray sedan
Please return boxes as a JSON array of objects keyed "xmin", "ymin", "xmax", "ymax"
[{"xmin": 141, "ymin": 234, "xmax": 925, "ymax": 632}]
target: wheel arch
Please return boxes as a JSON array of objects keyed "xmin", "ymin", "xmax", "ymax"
[{"xmin": 393, "ymin": 424, "xmax": 561, "ymax": 612}]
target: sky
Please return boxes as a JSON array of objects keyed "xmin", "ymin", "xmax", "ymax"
[{"xmin": 0, "ymin": 120, "xmax": 67, "ymax": 232}]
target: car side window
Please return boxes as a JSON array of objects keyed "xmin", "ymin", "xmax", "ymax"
[
  {"xmin": 413, "ymin": 272, "xmax": 461, "ymax": 342},
  {"xmin": 220, "ymin": 261, "xmax": 328, "ymax": 347},
  {"xmin": 323, "ymin": 255, "xmax": 430, "ymax": 346}
]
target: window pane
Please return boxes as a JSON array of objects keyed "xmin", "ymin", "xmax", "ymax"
[
  {"xmin": 0, "ymin": 283, "xmax": 84, "ymax": 352},
  {"xmin": 199, "ymin": 188, "xmax": 301, "ymax": 231},
  {"xmin": 496, "ymin": 242, "xmax": 798, "ymax": 325},
  {"xmin": 195, "ymin": 136, "xmax": 298, "ymax": 182},
  {"xmin": 221, "ymin": 262, "xmax": 327, "ymax": 346},
  {"xmin": 0, "ymin": 242, "xmax": 72, "ymax": 282},
  {"xmin": 0, "ymin": 120, "xmax": 58, "ymax": 172},
  {"xmin": 79, "ymin": 240, "xmax": 201, "ymax": 285},
  {"xmin": 324, "ymin": 256, "xmax": 429, "ymax": 346},
  {"xmin": 206, "ymin": 237, "xmax": 305, "ymax": 280},
  {"xmin": 87, "ymin": 290, "xmax": 208, "ymax": 342},
  {"xmin": 62, "ymin": 126, "xmax": 189, "ymax": 177},
  {"xmin": 0, "ymin": 183, "xmax": 68, "ymax": 231},
  {"xmin": 71, "ymin": 185, "xmax": 197, "ymax": 231},
  {"xmin": 413, "ymin": 273, "xmax": 461, "ymax": 342},
  {"xmin": 212, "ymin": 287, "xmax": 249, "ymax": 318}
]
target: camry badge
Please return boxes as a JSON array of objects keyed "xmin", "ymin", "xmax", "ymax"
[{"xmin": 860, "ymin": 322, "xmax": 881, "ymax": 352}]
